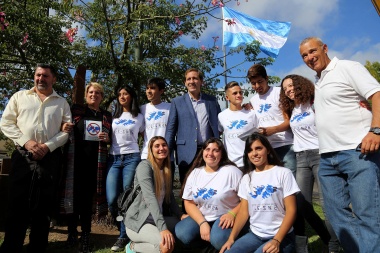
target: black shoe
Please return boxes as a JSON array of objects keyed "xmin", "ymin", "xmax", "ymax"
[
  {"xmin": 111, "ymin": 238, "xmax": 129, "ymax": 252},
  {"xmin": 65, "ymin": 231, "xmax": 78, "ymax": 248},
  {"xmin": 79, "ymin": 232, "xmax": 93, "ymax": 253}
]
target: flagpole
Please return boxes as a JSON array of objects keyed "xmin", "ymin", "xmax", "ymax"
[{"xmin": 223, "ymin": 45, "xmax": 228, "ymax": 109}]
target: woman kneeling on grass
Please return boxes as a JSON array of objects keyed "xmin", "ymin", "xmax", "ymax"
[
  {"xmin": 124, "ymin": 136, "xmax": 183, "ymax": 253},
  {"xmin": 175, "ymin": 137, "xmax": 244, "ymax": 251},
  {"xmin": 220, "ymin": 133, "xmax": 300, "ymax": 253}
]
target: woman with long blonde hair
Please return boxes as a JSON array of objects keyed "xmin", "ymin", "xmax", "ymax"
[{"xmin": 124, "ymin": 136, "xmax": 183, "ymax": 253}]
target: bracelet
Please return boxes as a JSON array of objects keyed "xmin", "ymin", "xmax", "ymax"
[
  {"xmin": 272, "ymin": 238, "xmax": 281, "ymax": 244},
  {"xmin": 227, "ymin": 210, "xmax": 236, "ymax": 218},
  {"xmin": 199, "ymin": 220, "xmax": 208, "ymax": 227}
]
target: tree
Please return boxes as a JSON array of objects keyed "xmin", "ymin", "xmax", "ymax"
[
  {"xmin": 62, "ymin": 0, "xmax": 272, "ymax": 107},
  {"xmin": 365, "ymin": 61, "xmax": 380, "ymax": 83}
]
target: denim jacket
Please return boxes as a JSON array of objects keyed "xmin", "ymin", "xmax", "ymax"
[{"xmin": 124, "ymin": 160, "xmax": 181, "ymax": 232}]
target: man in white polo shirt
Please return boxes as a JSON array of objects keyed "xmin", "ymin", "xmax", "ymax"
[{"xmin": 300, "ymin": 36, "xmax": 380, "ymax": 252}]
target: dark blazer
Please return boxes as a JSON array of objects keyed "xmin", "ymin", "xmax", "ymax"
[{"xmin": 165, "ymin": 93, "xmax": 221, "ymax": 166}]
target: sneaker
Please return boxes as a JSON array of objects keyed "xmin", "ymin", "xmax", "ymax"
[
  {"xmin": 111, "ymin": 238, "xmax": 129, "ymax": 252},
  {"xmin": 79, "ymin": 232, "xmax": 93, "ymax": 253},
  {"xmin": 125, "ymin": 242, "xmax": 136, "ymax": 253}
]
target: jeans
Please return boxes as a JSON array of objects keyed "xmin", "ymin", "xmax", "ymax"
[
  {"xmin": 294, "ymin": 149, "xmax": 339, "ymax": 251},
  {"xmin": 106, "ymin": 153, "xmax": 141, "ymax": 239},
  {"xmin": 319, "ymin": 149, "xmax": 380, "ymax": 252},
  {"xmin": 175, "ymin": 216, "xmax": 233, "ymax": 250},
  {"xmin": 274, "ymin": 144, "xmax": 296, "ymax": 177},
  {"xmin": 225, "ymin": 230, "xmax": 295, "ymax": 253}
]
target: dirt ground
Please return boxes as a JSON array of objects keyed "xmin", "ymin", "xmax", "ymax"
[
  {"xmin": 0, "ymin": 221, "xmax": 120, "ymax": 252},
  {"xmin": 48, "ymin": 222, "xmax": 120, "ymax": 245}
]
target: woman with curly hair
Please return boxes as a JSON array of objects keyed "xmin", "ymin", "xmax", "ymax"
[{"xmin": 279, "ymin": 74, "xmax": 339, "ymax": 253}]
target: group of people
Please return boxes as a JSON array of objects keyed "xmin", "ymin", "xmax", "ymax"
[{"xmin": 0, "ymin": 36, "xmax": 379, "ymax": 253}]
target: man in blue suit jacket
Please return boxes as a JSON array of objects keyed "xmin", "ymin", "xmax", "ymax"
[{"xmin": 165, "ymin": 68, "xmax": 221, "ymax": 184}]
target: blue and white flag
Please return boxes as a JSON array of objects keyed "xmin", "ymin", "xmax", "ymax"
[{"xmin": 222, "ymin": 7, "xmax": 291, "ymax": 58}]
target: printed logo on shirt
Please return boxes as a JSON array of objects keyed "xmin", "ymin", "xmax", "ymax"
[
  {"xmin": 226, "ymin": 133, "xmax": 242, "ymax": 139},
  {"xmin": 249, "ymin": 184, "xmax": 277, "ymax": 199},
  {"xmin": 227, "ymin": 120, "xmax": 248, "ymax": 130},
  {"xmin": 257, "ymin": 104, "xmax": 272, "ymax": 113},
  {"xmin": 193, "ymin": 188, "xmax": 217, "ymax": 200},
  {"xmin": 251, "ymin": 204, "xmax": 279, "ymax": 212},
  {"xmin": 290, "ymin": 112, "xmax": 310, "ymax": 123},
  {"xmin": 199, "ymin": 203, "xmax": 219, "ymax": 211},
  {"xmin": 115, "ymin": 119, "xmax": 135, "ymax": 126},
  {"xmin": 258, "ymin": 115, "xmax": 275, "ymax": 123},
  {"xmin": 147, "ymin": 111, "xmax": 166, "ymax": 121},
  {"xmin": 146, "ymin": 123, "xmax": 167, "ymax": 130}
]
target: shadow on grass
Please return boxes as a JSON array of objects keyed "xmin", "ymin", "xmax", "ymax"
[{"xmin": 46, "ymin": 228, "xmax": 119, "ymax": 253}]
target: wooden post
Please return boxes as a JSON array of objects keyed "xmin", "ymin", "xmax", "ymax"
[{"xmin": 72, "ymin": 65, "xmax": 86, "ymax": 105}]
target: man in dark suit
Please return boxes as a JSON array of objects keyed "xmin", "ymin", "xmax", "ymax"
[{"xmin": 166, "ymin": 68, "xmax": 221, "ymax": 184}]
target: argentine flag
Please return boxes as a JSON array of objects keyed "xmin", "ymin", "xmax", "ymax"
[{"xmin": 222, "ymin": 7, "xmax": 291, "ymax": 58}]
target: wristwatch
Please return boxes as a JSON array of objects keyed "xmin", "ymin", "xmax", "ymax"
[{"xmin": 369, "ymin": 127, "xmax": 380, "ymax": 135}]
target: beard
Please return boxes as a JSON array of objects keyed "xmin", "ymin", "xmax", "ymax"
[{"xmin": 36, "ymin": 82, "xmax": 49, "ymax": 91}]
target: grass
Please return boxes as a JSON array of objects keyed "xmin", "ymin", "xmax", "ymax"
[{"xmin": 305, "ymin": 203, "xmax": 327, "ymax": 253}]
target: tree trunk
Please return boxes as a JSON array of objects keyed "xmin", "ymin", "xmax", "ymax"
[{"xmin": 72, "ymin": 65, "xmax": 86, "ymax": 105}]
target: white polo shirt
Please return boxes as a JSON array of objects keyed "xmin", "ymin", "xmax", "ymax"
[{"xmin": 314, "ymin": 57, "xmax": 380, "ymax": 153}]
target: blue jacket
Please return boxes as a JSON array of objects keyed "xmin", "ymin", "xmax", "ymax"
[{"xmin": 165, "ymin": 93, "xmax": 221, "ymax": 166}]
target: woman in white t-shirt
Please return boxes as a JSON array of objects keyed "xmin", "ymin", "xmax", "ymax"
[
  {"xmin": 175, "ymin": 138, "xmax": 243, "ymax": 251},
  {"xmin": 220, "ymin": 133, "xmax": 299, "ymax": 253},
  {"xmin": 106, "ymin": 84, "xmax": 145, "ymax": 251},
  {"xmin": 279, "ymin": 74, "xmax": 339, "ymax": 253}
]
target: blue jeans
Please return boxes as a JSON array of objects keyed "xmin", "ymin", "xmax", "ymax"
[
  {"xmin": 274, "ymin": 144, "xmax": 296, "ymax": 177},
  {"xmin": 319, "ymin": 149, "xmax": 380, "ymax": 252},
  {"xmin": 106, "ymin": 153, "xmax": 141, "ymax": 238},
  {"xmin": 175, "ymin": 216, "xmax": 233, "ymax": 250},
  {"xmin": 295, "ymin": 149, "xmax": 339, "ymax": 251},
  {"xmin": 225, "ymin": 230, "xmax": 294, "ymax": 253}
]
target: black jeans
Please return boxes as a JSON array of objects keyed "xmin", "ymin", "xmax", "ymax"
[{"xmin": 0, "ymin": 148, "xmax": 62, "ymax": 253}]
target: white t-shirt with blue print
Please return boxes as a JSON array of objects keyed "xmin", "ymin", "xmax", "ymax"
[
  {"xmin": 218, "ymin": 108, "xmax": 258, "ymax": 167},
  {"xmin": 109, "ymin": 112, "xmax": 145, "ymax": 155},
  {"xmin": 250, "ymin": 86, "xmax": 293, "ymax": 148},
  {"xmin": 182, "ymin": 165, "xmax": 243, "ymax": 222},
  {"xmin": 238, "ymin": 166, "xmax": 300, "ymax": 238},
  {"xmin": 290, "ymin": 102, "xmax": 319, "ymax": 152},
  {"xmin": 140, "ymin": 102, "xmax": 171, "ymax": 159}
]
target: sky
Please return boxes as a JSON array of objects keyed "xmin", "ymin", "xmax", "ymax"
[{"xmin": 189, "ymin": 0, "xmax": 380, "ymax": 93}]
